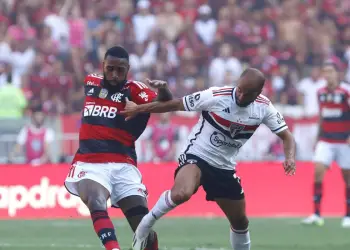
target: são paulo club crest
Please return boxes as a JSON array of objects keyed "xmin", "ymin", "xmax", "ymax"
[{"xmin": 229, "ymin": 123, "xmax": 245, "ymax": 137}]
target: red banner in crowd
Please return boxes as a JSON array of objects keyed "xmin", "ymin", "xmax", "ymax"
[{"xmin": 0, "ymin": 162, "xmax": 345, "ymax": 219}]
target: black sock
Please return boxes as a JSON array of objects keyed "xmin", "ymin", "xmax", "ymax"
[
  {"xmin": 313, "ymin": 182, "xmax": 323, "ymax": 216},
  {"xmin": 346, "ymin": 187, "xmax": 350, "ymax": 217}
]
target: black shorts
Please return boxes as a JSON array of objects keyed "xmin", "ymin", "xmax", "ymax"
[{"xmin": 175, "ymin": 154, "xmax": 244, "ymax": 201}]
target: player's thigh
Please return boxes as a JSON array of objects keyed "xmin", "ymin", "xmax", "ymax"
[
  {"xmin": 313, "ymin": 141, "xmax": 335, "ymax": 168},
  {"xmin": 335, "ymin": 144, "xmax": 350, "ymax": 170},
  {"xmin": 172, "ymin": 157, "xmax": 202, "ymax": 204},
  {"xmin": 216, "ymin": 198, "xmax": 248, "ymax": 230},
  {"xmin": 341, "ymin": 169, "xmax": 350, "ymax": 186},
  {"xmin": 77, "ymin": 179, "xmax": 110, "ymax": 209},
  {"xmin": 109, "ymin": 163, "xmax": 148, "ymax": 208},
  {"xmin": 335, "ymin": 144, "xmax": 350, "ymax": 185},
  {"xmin": 65, "ymin": 162, "xmax": 112, "ymax": 208},
  {"xmin": 199, "ymin": 162, "xmax": 244, "ymax": 203}
]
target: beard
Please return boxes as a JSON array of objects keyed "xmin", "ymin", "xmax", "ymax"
[
  {"xmin": 103, "ymin": 73, "xmax": 127, "ymax": 88},
  {"xmin": 235, "ymin": 99, "xmax": 251, "ymax": 107},
  {"xmin": 235, "ymin": 93, "xmax": 251, "ymax": 107}
]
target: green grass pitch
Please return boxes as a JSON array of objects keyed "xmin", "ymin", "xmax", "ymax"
[{"xmin": 0, "ymin": 218, "xmax": 350, "ymax": 250}]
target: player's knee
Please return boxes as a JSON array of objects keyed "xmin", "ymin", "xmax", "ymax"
[
  {"xmin": 230, "ymin": 215, "xmax": 249, "ymax": 230},
  {"xmin": 171, "ymin": 187, "xmax": 193, "ymax": 204},
  {"xmin": 344, "ymin": 177, "xmax": 350, "ymax": 187},
  {"xmin": 82, "ymin": 194, "xmax": 107, "ymax": 211},
  {"xmin": 341, "ymin": 170, "xmax": 350, "ymax": 187}
]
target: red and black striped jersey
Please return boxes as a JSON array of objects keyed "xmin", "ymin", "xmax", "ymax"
[
  {"xmin": 72, "ymin": 73, "xmax": 157, "ymax": 165},
  {"xmin": 318, "ymin": 83, "xmax": 350, "ymax": 143}
]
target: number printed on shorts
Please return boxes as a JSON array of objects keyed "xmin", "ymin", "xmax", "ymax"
[{"xmin": 68, "ymin": 165, "xmax": 76, "ymax": 178}]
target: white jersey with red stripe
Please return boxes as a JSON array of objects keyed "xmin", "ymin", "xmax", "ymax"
[{"xmin": 181, "ymin": 86, "xmax": 288, "ymax": 170}]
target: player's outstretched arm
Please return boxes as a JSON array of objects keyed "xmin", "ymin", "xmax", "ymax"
[
  {"xmin": 122, "ymin": 88, "xmax": 217, "ymax": 120},
  {"xmin": 122, "ymin": 98, "xmax": 185, "ymax": 121},
  {"xmin": 276, "ymin": 129, "xmax": 296, "ymax": 176}
]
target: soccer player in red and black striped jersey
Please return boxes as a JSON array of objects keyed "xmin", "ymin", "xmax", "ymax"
[
  {"xmin": 302, "ymin": 62, "xmax": 350, "ymax": 228},
  {"xmin": 64, "ymin": 46, "xmax": 172, "ymax": 250}
]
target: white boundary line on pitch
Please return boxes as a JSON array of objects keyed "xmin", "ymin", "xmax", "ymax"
[{"xmin": 0, "ymin": 243, "xmax": 230, "ymax": 250}]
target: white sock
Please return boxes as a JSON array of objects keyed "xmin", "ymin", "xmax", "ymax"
[
  {"xmin": 230, "ymin": 227, "xmax": 251, "ymax": 250},
  {"xmin": 137, "ymin": 190, "xmax": 177, "ymax": 238}
]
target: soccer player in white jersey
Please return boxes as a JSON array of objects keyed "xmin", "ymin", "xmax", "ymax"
[{"xmin": 122, "ymin": 68, "xmax": 296, "ymax": 250}]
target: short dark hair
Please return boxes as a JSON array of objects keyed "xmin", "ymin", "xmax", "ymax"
[
  {"xmin": 104, "ymin": 46, "xmax": 129, "ymax": 61},
  {"xmin": 240, "ymin": 68, "xmax": 266, "ymax": 87},
  {"xmin": 31, "ymin": 104, "xmax": 43, "ymax": 113}
]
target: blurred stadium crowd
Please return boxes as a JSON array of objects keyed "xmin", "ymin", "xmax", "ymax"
[
  {"xmin": 0, "ymin": 0, "xmax": 349, "ymax": 163},
  {"xmin": 1, "ymin": 0, "xmax": 350, "ymax": 115}
]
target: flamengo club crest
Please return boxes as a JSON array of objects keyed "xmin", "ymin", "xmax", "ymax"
[
  {"xmin": 99, "ymin": 88, "xmax": 108, "ymax": 99},
  {"xmin": 229, "ymin": 123, "xmax": 245, "ymax": 137}
]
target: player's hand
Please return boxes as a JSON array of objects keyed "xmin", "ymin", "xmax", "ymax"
[
  {"xmin": 347, "ymin": 136, "xmax": 350, "ymax": 145},
  {"xmin": 283, "ymin": 158, "xmax": 296, "ymax": 176},
  {"xmin": 146, "ymin": 78, "xmax": 167, "ymax": 89},
  {"xmin": 123, "ymin": 97, "xmax": 139, "ymax": 121}
]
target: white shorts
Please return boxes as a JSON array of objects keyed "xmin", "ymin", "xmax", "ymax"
[
  {"xmin": 313, "ymin": 141, "xmax": 350, "ymax": 169},
  {"xmin": 64, "ymin": 161, "xmax": 147, "ymax": 207}
]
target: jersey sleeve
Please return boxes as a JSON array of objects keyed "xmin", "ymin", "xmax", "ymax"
[
  {"xmin": 344, "ymin": 84, "xmax": 350, "ymax": 106},
  {"xmin": 262, "ymin": 103, "xmax": 288, "ymax": 134},
  {"xmin": 182, "ymin": 88, "xmax": 219, "ymax": 112},
  {"xmin": 130, "ymin": 81, "xmax": 158, "ymax": 104},
  {"xmin": 16, "ymin": 127, "xmax": 27, "ymax": 145},
  {"xmin": 84, "ymin": 73, "xmax": 103, "ymax": 86},
  {"xmin": 44, "ymin": 129, "xmax": 55, "ymax": 144},
  {"xmin": 83, "ymin": 74, "xmax": 103, "ymax": 97}
]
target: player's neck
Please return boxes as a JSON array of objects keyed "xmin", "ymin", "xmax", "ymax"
[
  {"xmin": 311, "ymin": 76, "xmax": 319, "ymax": 82},
  {"xmin": 29, "ymin": 124, "xmax": 44, "ymax": 132},
  {"xmin": 326, "ymin": 82, "xmax": 338, "ymax": 91}
]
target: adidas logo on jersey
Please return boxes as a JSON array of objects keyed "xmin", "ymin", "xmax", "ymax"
[
  {"xmin": 84, "ymin": 105, "xmax": 117, "ymax": 118},
  {"xmin": 222, "ymin": 108, "xmax": 230, "ymax": 113},
  {"xmin": 87, "ymin": 88, "xmax": 94, "ymax": 96}
]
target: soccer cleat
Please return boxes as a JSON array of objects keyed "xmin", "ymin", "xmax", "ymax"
[
  {"xmin": 132, "ymin": 232, "xmax": 148, "ymax": 250},
  {"xmin": 341, "ymin": 217, "xmax": 350, "ymax": 228},
  {"xmin": 144, "ymin": 232, "xmax": 158, "ymax": 250},
  {"xmin": 301, "ymin": 214, "xmax": 324, "ymax": 226}
]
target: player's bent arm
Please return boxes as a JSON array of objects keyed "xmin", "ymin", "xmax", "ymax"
[
  {"xmin": 8, "ymin": 144, "xmax": 22, "ymax": 163},
  {"xmin": 9, "ymin": 128, "xmax": 27, "ymax": 162},
  {"xmin": 315, "ymin": 116, "xmax": 323, "ymax": 142},
  {"xmin": 38, "ymin": 143, "xmax": 51, "ymax": 164},
  {"xmin": 154, "ymin": 86, "xmax": 173, "ymax": 102},
  {"xmin": 135, "ymin": 99, "xmax": 185, "ymax": 113},
  {"xmin": 262, "ymin": 102, "xmax": 296, "ymax": 161},
  {"xmin": 276, "ymin": 129, "xmax": 296, "ymax": 160}
]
